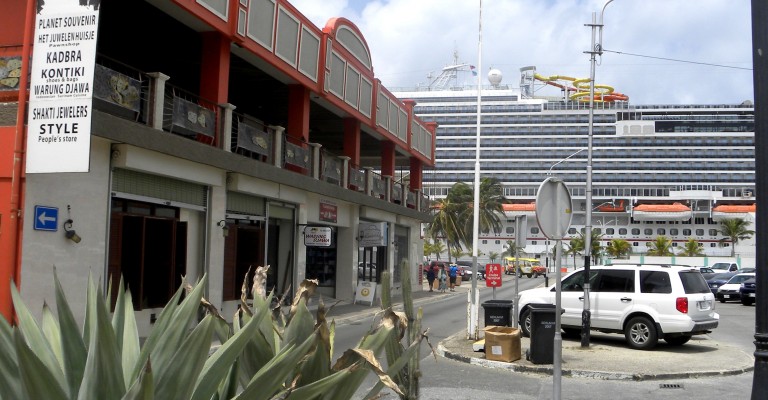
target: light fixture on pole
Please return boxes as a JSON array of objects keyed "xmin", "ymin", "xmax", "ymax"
[
  {"xmin": 548, "ymin": 148, "xmax": 586, "ymax": 176},
  {"xmin": 582, "ymin": 0, "xmax": 614, "ymax": 348},
  {"xmin": 63, "ymin": 218, "xmax": 81, "ymax": 243},
  {"xmin": 217, "ymin": 220, "xmax": 229, "ymax": 237}
]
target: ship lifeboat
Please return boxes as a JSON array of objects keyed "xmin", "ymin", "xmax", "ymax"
[
  {"xmin": 711, "ymin": 204, "xmax": 756, "ymax": 221},
  {"xmin": 503, "ymin": 202, "xmax": 536, "ymax": 218},
  {"xmin": 596, "ymin": 200, "xmax": 626, "ymax": 212},
  {"xmin": 632, "ymin": 202, "xmax": 691, "ymax": 221}
]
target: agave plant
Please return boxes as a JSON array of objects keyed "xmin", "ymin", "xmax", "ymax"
[{"xmin": 0, "ymin": 265, "xmax": 428, "ymax": 400}]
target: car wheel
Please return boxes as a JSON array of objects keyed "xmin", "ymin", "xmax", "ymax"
[
  {"xmin": 520, "ymin": 308, "xmax": 532, "ymax": 337},
  {"xmin": 624, "ymin": 316, "xmax": 658, "ymax": 350},
  {"xmin": 742, "ymin": 298, "xmax": 754, "ymax": 306},
  {"xmin": 718, "ymin": 297, "xmax": 726, "ymax": 303},
  {"xmin": 533, "ymin": 272, "xmax": 540, "ymax": 278},
  {"xmin": 526, "ymin": 274, "xmax": 532, "ymax": 278},
  {"xmin": 664, "ymin": 335, "xmax": 691, "ymax": 346}
]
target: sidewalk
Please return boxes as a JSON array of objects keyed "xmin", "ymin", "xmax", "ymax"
[{"xmin": 312, "ymin": 281, "xmax": 755, "ymax": 381}]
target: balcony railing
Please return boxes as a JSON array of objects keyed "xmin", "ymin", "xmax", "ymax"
[{"xmin": 92, "ymin": 58, "xmax": 429, "ymax": 212}]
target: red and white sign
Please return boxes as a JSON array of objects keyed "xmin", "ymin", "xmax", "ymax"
[{"xmin": 485, "ymin": 263, "xmax": 502, "ymax": 288}]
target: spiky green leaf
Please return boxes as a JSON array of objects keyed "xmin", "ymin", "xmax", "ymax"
[
  {"xmin": 14, "ymin": 329, "xmax": 68, "ymax": 400},
  {"xmin": 10, "ymin": 282, "xmax": 67, "ymax": 391},
  {"xmin": 121, "ymin": 359, "xmax": 154, "ymax": 400},
  {"xmin": 53, "ymin": 268, "xmax": 88, "ymax": 397},
  {"xmin": 77, "ymin": 274, "xmax": 126, "ymax": 400},
  {"xmin": 0, "ymin": 315, "xmax": 21, "ymax": 400},
  {"xmin": 154, "ymin": 315, "xmax": 215, "ymax": 400}
]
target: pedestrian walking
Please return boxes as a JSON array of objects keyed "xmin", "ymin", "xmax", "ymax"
[
  {"xmin": 438, "ymin": 264, "xmax": 448, "ymax": 293},
  {"xmin": 448, "ymin": 263, "xmax": 459, "ymax": 291},
  {"xmin": 426, "ymin": 262, "xmax": 437, "ymax": 292}
]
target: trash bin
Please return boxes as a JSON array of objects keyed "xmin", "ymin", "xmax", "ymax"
[
  {"xmin": 482, "ymin": 299, "xmax": 514, "ymax": 327},
  {"xmin": 527, "ymin": 304, "xmax": 557, "ymax": 364}
]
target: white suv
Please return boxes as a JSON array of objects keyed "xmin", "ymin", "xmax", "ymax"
[{"xmin": 517, "ymin": 264, "xmax": 719, "ymax": 350}]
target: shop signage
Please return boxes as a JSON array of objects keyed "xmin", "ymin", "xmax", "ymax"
[
  {"xmin": 358, "ymin": 222, "xmax": 387, "ymax": 247},
  {"xmin": 304, "ymin": 226, "xmax": 332, "ymax": 247},
  {"xmin": 354, "ymin": 281, "xmax": 376, "ymax": 306},
  {"xmin": 26, "ymin": 0, "xmax": 101, "ymax": 173},
  {"xmin": 319, "ymin": 200, "xmax": 337, "ymax": 223}
]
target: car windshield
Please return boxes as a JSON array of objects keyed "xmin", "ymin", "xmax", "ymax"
[
  {"xmin": 679, "ymin": 271, "xmax": 711, "ymax": 294},
  {"xmin": 727, "ymin": 274, "xmax": 754, "ymax": 285}
]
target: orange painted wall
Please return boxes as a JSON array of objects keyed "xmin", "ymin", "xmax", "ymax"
[{"xmin": 0, "ymin": 125, "xmax": 20, "ymax": 322}]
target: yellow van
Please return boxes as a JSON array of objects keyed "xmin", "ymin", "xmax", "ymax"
[{"xmin": 504, "ymin": 257, "xmax": 546, "ymax": 278}]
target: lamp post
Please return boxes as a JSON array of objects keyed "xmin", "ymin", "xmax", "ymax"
[{"xmin": 582, "ymin": 0, "xmax": 613, "ymax": 348}]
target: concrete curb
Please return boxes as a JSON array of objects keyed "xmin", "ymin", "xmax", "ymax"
[{"xmin": 438, "ymin": 331, "xmax": 755, "ymax": 381}]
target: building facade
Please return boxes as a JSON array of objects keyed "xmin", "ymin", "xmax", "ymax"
[{"xmin": 0, "ymin": 0, "xmax": 434, "ymax": 333}]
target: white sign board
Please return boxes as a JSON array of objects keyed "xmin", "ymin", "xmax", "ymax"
[
  {"xmin": 358, "ymin": 221, "xmax": 387, "ymax": 247},
  {"xmin": 354, "ymin": 281, "xmax": 376, "ymax": 306},
  {"xmin": 26, "ymin": 0, "xmax": 101, "ymax": 173},
  {"xmin": 304, "ymin": 226, "xmax": 332, "ymax": 247}
]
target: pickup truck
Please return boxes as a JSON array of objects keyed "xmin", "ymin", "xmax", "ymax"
[{"xmin": 709, "ymin": 262, "xmax": 740, "ymax": 272}]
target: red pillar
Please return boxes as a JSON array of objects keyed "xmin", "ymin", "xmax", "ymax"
[
  {"xmin": 381, "ymin": 141, "xmax": 395, "ymax": 177},
  {"xmin": 199, "ymin": 32, "xmax": 230, "ymax": 146},
  {"xmin": 343, "ymin": 118, "xmax": 361, "ymax": 166},
  {"xmin": 200, "ymin": 32, "xmax": 230, "ymax": 104},
  {"xmin": 287, "ymin": 85, "xmax": 310, "ymax": 143},
  {"xmin": 409, "ymin": 158, "xmax": 423, "ymax": 190}
]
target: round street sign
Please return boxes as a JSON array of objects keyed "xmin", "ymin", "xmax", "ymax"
[{"xmin": 535, "ymin": 177, "xmax": 573, "ymax": 240}]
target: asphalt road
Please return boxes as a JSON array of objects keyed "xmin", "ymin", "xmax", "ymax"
[{"xmin": 333, "ymin": 274, "xmax": 758, "ymax": 399}]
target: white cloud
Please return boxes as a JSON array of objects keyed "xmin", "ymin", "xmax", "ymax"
[{"xmin": 291, "ymin": 0, "xmax": 753, "ymax": 104}]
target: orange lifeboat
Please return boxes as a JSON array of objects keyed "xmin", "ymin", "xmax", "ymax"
[
  {"xmin": 503, "ymin": 202, "xmax": 536, "ymax": 217},
  {"xmin": 632, "ymin": 202, "xmax": 691, "ymax": 221},
  {"xmin": 712, "ymin": 204, "xmax": 756, "ymax": 221},
  {"xmin": 596, "ymin": 200, "xmax": 626, "ymax": 212}
]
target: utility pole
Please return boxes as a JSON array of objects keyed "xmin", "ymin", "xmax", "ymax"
[
  {"xmin": 750, "ymin": 1, "xmax": 767, "ymax": 397},
  {"xmin": 582, "ymin": 0, "xmax": 613, "ymax": 348}
]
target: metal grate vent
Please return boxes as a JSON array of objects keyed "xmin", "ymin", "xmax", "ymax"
[
  {"xmin": 659, "ymin": 383, "xmax": 684, "ymax": 389},
  {"xmin": 112, "ymin": 168, "xmax": 207, "ymax": 207},
  {"xmin": 227, "ymin": 192, "xmax": 265, "ymax": 215}
]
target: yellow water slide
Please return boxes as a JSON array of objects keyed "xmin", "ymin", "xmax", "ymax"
[{"xmin": 533, "ymin": 73, "xmax": 628, "ymax": 102}]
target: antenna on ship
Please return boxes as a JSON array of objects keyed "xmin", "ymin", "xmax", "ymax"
[{"xmin": 428, "ymin": 50, "xmax": 474, "ymax": 90}]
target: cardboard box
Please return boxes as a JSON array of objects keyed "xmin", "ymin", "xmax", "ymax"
[{"xmin": 483, "ymin": 326, "xmax": 521, "ymax": 362}]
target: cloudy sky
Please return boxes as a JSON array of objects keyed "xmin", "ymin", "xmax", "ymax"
[{"xmin": 290, "ymin": 0, "xmax": 753, "ymax": 105}]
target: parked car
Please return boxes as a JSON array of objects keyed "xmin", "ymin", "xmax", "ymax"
[
  {"xmin": 517, "ymin": 264, "xmax": 719, "ymax": 350},
  {"xmin": 456, "ymin": 260, "xmax": 485, "ymax": 280},
  {"xmin": 740, "ymin": 278, "xmax": 756, "ymax": 306},
  {"xmin": 716, "ymin": 273, "xmax": 755, "ymax": 303},
  {"xmin": 696, "ymin": 267, "xmax": 716, "ymax": 280},
  {"xmin": 709, "ymin": 262, "xmax": 740, "ymax": 272},
  {"xmin": 740, "ymin": 267, "xmax": 756, "ymax": 274},
  {"xmin": 706, "ymin": 272, "xmax": 736, "ymax": 295}
]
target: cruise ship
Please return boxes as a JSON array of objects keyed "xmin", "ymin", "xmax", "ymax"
[{"xmin": 394, "ymin": 62, "xmax": 756, "ymax": 261}]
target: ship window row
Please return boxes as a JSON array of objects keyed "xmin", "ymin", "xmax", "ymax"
[
  {"xmin": 435, "ymin": 137, "xmax": 755, "ymax": 152},
  {"xmin": 438, "ymin": 126, "xmax": 616, "ymax": 135},
  {"xmin": 424, "ymin": 172, "xmax": 755, "ymax": 184},
  {"xmin": 437, "ymin": 148, "xmax": 754, "ymax": 159},
  {"xmin": 427, "ymin": 114, "xmax": 617, "ymax": 125},
  {"xmin": 655, "ymin": 122, "xmax": 754, "ymax": 133},
  {"xmin": 435, "ymin": 160, "xmax": 755, "ymax": 172},
  {"xmin": 423, "ymin": 183, "xmax": 750, "ymax": 199},
  {"xmin": 415, "ymin": 104, "xmax": 543, "ymax": 114},
  {"xmin": 544, "ymin": 102, "xmax": 630, "ymax": 111}
]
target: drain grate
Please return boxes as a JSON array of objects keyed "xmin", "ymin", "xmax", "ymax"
[{"xmin": 660, "ymin": 383, "xmax": 684, "ymax": 389}]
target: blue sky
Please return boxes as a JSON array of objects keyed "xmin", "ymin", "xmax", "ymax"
[{"xmin": 290, "ymin": 0, "xmax": 753, "ymax": 105}]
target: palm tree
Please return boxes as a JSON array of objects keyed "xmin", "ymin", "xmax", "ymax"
[
  {"xmin": 647, "ymin": 236, "xmax": 674, "ymax": 256},
  {"xmin": 425, "ymin": 192, "xmax": 467, "ymax": 263},
  {"xmin": 432, "ymin": 239, "xmax": 446, "ymax": 260},
  {"xmin": 605, "ymin": 239, "xmax": 632, "ymax": 259},
  {"xmin": 565, "ymin": 239, "xmax": 583, "ymax": 268},
  {"xmin": 487, "ymin": 251, "xmax": 500, "ymax": 263},
  {"xmin": 718, "ymin": 218, "xmax": 755, "ymax": 256},
  {"xmin": 679, "ymin": 238, "xmax": 704, "ymax": 256}
]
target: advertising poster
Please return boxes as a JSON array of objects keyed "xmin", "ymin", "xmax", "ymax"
[{"xmin": 26, "ymin": 0, "xmax": 101, "ymax": 173}]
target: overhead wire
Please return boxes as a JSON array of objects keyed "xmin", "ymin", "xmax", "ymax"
[{"xmin": 603, "ymin": 49, "xmax": 752, "ymax": 71}]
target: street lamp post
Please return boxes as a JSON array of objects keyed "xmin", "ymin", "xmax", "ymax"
[{"xmin": 582, "ymin": 0, "xmax": 613, "ymax": 348}]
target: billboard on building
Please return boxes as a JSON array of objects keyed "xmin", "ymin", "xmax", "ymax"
[{"xmin": 26, "ymin": 0, "xmax": 101, "ymax": 173}]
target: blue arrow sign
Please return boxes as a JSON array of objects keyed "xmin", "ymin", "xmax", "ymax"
[{"xmin": 34, "ymin": 205, "xmax": 59, "ymax": 231}]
